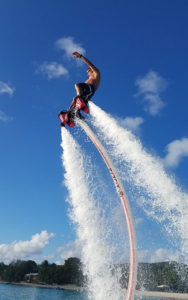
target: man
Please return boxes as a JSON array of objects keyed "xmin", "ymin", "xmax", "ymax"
[
  {"xmin": 59, "ymin": 52, "xmax": 100, "ymax": 127},
  {"xmin": 69, "ymin": 51, "xmax": 101, "ymax": 109}
]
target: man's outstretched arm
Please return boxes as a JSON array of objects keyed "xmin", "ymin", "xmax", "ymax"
[{"xmin": 72, "ymin": 52, "xmax": 100, "ymax": 74}]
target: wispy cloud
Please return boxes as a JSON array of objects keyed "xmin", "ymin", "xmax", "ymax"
[
  {"xmin": 0, "ymin": 110, "xmax": 13, "ymax": 123},
  {"xmin": 135, "ymin": 217, "xmax": 144, "ymax": 226},
  {"xmin": 163, "ymin": 137, "xmax": 188, "ymax": 168},
  {"xmin": 0, "ymin": 231, "xmax": 55, "ymax": 263},
  {"xmin": 135, "ymin": 71, "xmax": 167, "ymax": 116},
  {"xmin": 119, "ymin": 116, "xmax": 144, "ymax": 133},
  {"xmin": 139, "ymin": 248, "xmax": 181, "ymax": 263},
  {"xmin": 55, "ymin": 36, "xmax": 86, "ymax": 59},
  {"xmin": 56, "ymin": 240, "xmax": 82, "ymax": 264},
  {"xmin": 37, "ymin": 61, "xmax": 69, "ymax": 79},
  {"xmin": 0, "ymin": 81, "xmax": 14, "ymax": 96}
]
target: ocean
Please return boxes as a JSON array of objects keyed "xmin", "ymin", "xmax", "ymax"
[{"xmin": 0, "ymin": 283, "xmax": 173, "ymax": 300}]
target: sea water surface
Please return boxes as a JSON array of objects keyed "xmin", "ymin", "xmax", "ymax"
[
  {"xmin": 0, "ymin": 283, "xmax": 87, "ymax": 300},
  {"xmin": 0, "ymin": 283, "xmax": 172, "ymax": 300}
]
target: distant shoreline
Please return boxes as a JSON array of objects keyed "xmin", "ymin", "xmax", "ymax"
[
  {"xmin": 0, "ymin": 281, "xmax": 84, "ymax": 292},
  {"xmin": 135, "ymin": 290, "xmax": 188, "ymax": 299},
  {"xmin": 1, "ymin": 281, "xmax": 188, "ymax": 298}
]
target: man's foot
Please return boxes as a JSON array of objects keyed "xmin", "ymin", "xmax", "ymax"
[
  {"xmin": 58, "ymin": 111, "xmax": 75, "ymax": 127},
  {"xmin": 73, "ymin": 96, "xmax": 89, "ymax": 114}
]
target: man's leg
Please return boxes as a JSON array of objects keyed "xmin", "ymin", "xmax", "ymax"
[
  {"xmin": 69, "ymin": 84, "xmax": 84, "ymax": 109},
  {"xmin": 75, "ymin": 83, "xmax": 83, "ymax": 96},
  {"xmin": 69, "ymin": 83, "xmax": 89, "ymax": 115}
]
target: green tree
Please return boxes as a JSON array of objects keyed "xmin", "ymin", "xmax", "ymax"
[{"xmin": 63, "ymin": 257, "xmax": 83, "ymax": 285}]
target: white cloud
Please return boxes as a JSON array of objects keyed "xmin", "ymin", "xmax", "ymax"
[
  {"xmin": 135, "ymin": 71, "xmax": 166, "ymax": 94},
  {"xmin": 55, "ymin": 36, "xmax": 86, "ymax": 59},
  {"xmin": 0, "ymin": 231, "xmax": 55, "ymax": 263},
  {"xmin": 0, "ymin": 81, "xmax": 14, "ymax": 96},
  {"xmin": 135, "ymin": 217, "xmax": 144, "ymax": 226},
  {"xmin": 0, "ymin": 110, "xmax": 13, "ymax": 122},
  {"xmin": 119, "ymin": 116, "xmax": 144, "ymax": 132},
  {"xmin": 139, "ymin": 248, "xmax": 181, "ymax": 263},
  {"xmin": 135, "ymin": 71, "xmax": 167, "ymax": 115},
  {"xmin": 56, "ymin": 240, "xmax": 82, "ymax": 264},
  {"xmin": 163, "ymin": 138, "xmax": 188, "ymax": 168},
  {"xmin": 37, "ymin": 62, "xmax": 68, "ymax": 79}
]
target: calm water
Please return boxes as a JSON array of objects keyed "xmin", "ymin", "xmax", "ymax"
[
  {"xmin": 0, "ymin": 283, "xmax": 173, "ymax": 300},
  {"xmin": 0, "ymin": 284, "xmax": 87, "ymax": 300}
]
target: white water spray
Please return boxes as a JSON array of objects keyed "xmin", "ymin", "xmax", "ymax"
[
  {"xmin": 90, "ymin": 102, "xmax": 188, "ymax": 261},
  {"xmin": 61, "ymin": 127, "xmax": 123, "ymax": 300},
  {"xmin": 77, "ymin": 119, "xmax": 137, "ymax": 300}
]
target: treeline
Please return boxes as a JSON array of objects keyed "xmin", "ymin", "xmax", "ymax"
[
  {"xmin": 138, "ymin": 261, "xmax": 188, "ymax": 292},
  {"xmin": 0, "ymin": 259, "xmax": 187, "ymax": 292},
  {"xmin": 0, "ymin": 257, "xmax": 83, "ymax": 286},
  {"xmin": 118, "ymin": 261, "xmax": 188, "ymax": 292}
]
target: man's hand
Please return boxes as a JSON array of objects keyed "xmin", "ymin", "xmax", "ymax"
[{"xmin": 72, "ymin": 51, "xmax": 82, "ymax": 58}]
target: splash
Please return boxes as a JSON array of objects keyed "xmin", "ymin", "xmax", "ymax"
[
  {"xmin": 61, "ymin": 127, "xmax": 123, "ymax": 299},
  {"xmin": 77, "ymin": 118, "xmax": 137, "ymax": 300},
  {"xmin": 89, "ymin": 102, "xmax": 188, "ymax": 262}
]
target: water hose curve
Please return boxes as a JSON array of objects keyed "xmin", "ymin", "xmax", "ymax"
[{"xmin": 77, "ymin": 119, "xmax": 137, "ymax": 300}]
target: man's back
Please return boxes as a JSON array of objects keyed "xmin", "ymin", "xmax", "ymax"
[{"xmin": 85, "ymin": 70, "xmax": 100, "ymax": 90}]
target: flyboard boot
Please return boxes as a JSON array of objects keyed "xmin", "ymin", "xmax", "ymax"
[
  {"xmin": 58, "ymin": 96, "xmax": 89, "ymax": 127},
  {"xmin": 58, "ymin": 110, "xmax": 75, "ymax": 127},
  {"xmin": 72, "ymin": 96, "xmax": 89, "ymax": 114}
]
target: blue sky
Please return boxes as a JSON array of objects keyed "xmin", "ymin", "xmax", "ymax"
[{"xmin": 0, "ymin": 0, "xmax": 188, "ymax": 264}]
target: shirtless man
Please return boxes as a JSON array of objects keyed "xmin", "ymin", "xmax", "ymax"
[
  {"xmin": 69, "ymin": 51, "xmax": 101, "ymax": 109},
  {"xmin": 59, "ymin": 52, "xmax": 100, "ymax": 127}
]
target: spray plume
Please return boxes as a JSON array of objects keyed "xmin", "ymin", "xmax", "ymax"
[
  {"xmin": 61, "ymin": 127, "xmax": 123, "ymax": 299},
  {"xmin": 90, "ymin": 102, "xmax": 188, "ymax": 261}
]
